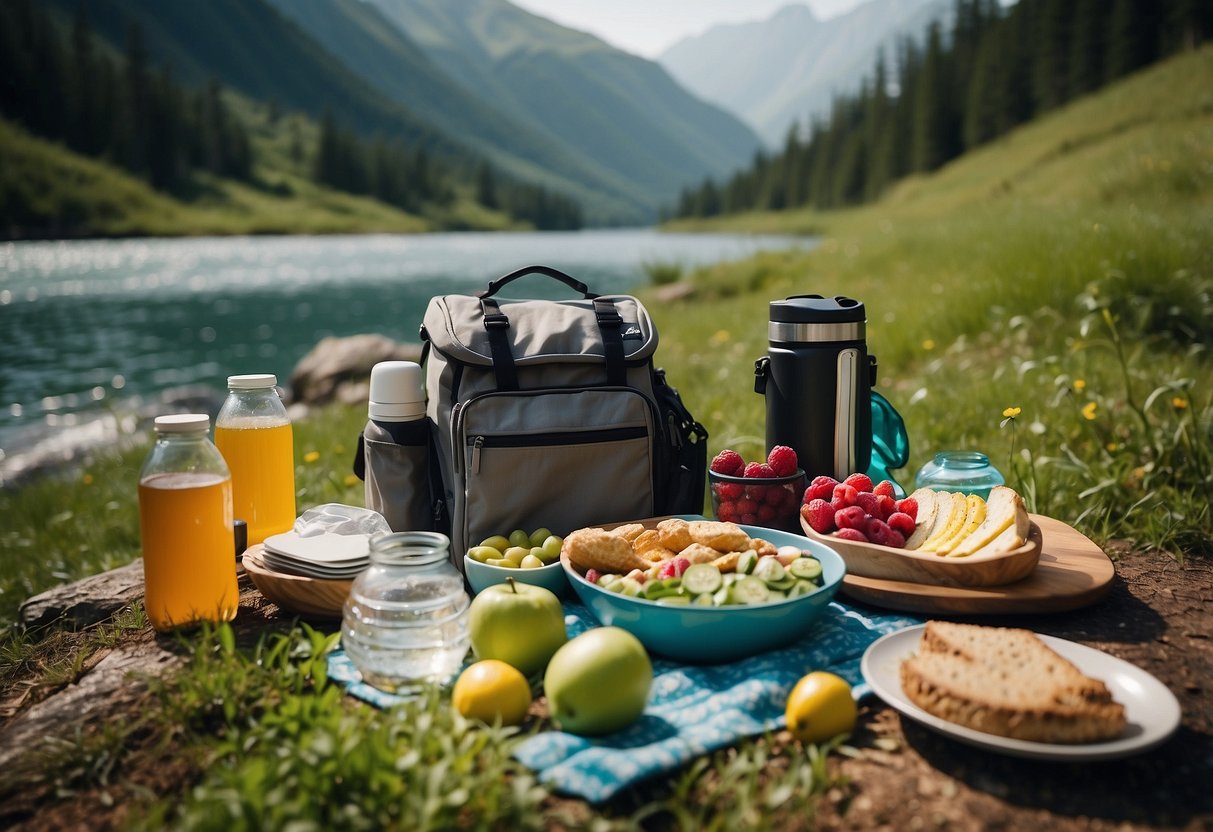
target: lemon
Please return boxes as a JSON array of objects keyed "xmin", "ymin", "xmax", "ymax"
[
  {"xmin": 452, "ymin": 659, "xmax": 532, "ymax": 726},
  {"xmin": 785, "ymin": 671, "xmax": 857, "ymax": 743}
]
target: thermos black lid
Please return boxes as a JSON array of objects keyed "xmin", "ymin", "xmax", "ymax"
[{"xmin": 769, "ymin": 295, "xmax": 866, "ymax": 324}]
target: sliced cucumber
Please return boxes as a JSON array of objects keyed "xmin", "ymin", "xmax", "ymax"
[
  {"xmin": 765, "ymin": 576, "xmax": 797, "ymax": 592},
  {"xmin": 597, "ymin": 573, "xmax": 621, "ymax": 587},
  {"xmin": 732, "ymin": 575, "xmax": 771, "ymax": 605},
  {"xmin": 767, "ymin": 589, "xmax": 788, "ymax": 602},
  {"xmin": 656, "ymin": 595, "xmax": 692, "ymax": 606},
  {"xmin": 788, "ymin": 557, "xmax": 823, "ymax": 581},
  {"xmin": 788, "ymin": 580, "xmax": 818, "ymax": 598},
  {"xmin": 713, "ymin": 585, "xmax": 734, "ymax": 606},
  {"xmin": 693, "ymin": 593, "xmax": 715, "ymax": 606},
  {"xmin": 682, "ymin": 563, "xmax": 723, "ymax": 595},
  {"xmin": 604, "ymin": 579, "xmax": 626, "ymax": 594},
  {"xmin": 752, "ymin": 557, "xmax": 787, "ymax": 584},
  {"xmin": 722, "ymin": 572, "xmax": 741, "ymax": 586},
  {"xmin": 737, "ymin": 549, "xmax": 759, "ymax": 575},
  {"xmin": 618, "ymin": 577, "xmax": 645, "ymax": 597}
]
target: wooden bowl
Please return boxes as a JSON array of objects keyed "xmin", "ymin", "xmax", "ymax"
[
  {"xmin": 800, "ymin": 515, "xmax": 1042, "ymax": 588},
  {"xmin": 241, "ymin": 544, "xmax": 352, "ymax": 618}
]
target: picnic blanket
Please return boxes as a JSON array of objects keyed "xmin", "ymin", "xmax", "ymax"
[{"xmin": 328, "ymin": 600, "xmax": 920, "ymax": 803}]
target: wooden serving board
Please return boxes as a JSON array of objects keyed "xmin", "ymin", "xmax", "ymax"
[
  {"xmin": 241, "ymin": 544, "xmax": 352, "ymax": 619},
  {"xmin": 837, "ymin": 514, "xmax": 1115, "ymax": 615}
]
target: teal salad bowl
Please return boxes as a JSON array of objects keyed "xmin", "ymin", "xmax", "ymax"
[
  {"xmin": 464, "ymin": 553, "xmax": 570, "ymax": 598},
  {"xmin": 561, "ymin": 523, "xmax": 845, "ymax": 663}
]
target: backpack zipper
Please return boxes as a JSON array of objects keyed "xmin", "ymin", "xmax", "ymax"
[{"xmin": 469, "ymin": 426, "xmax": 648, "ymax": 474}]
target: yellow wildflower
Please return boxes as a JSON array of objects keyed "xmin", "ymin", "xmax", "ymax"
[
  {"xmin": 1002, "ymin": 406, "xmax": 1021, "ymax": 419},
  {"xmin": 1073, "ymin": 379, "xmax": 1086, "ymax": 391},
  {"xmin": 922, "ymin": 339, "xmax": 936, "ymax": 351},
  {"xmin": 1082, "ymin": 402, "xmax": 1098, "ymax": 420},
  {"xmin": 710, "ymin": 329, "xmax": 731, "ymax": 345},
  {"xmin": 1106, "ymin": 442, "xmax": 1118, "ymax": 452},
  {"xmin": 344, "ymin": 473, "xmax": 360, "ymax": 487},
  {"xmin": 1172, "ymin": 397, "xmax": 1188, "ymax": 410},
  {"xmin": 304, "ymin": 450, "xmax": 321, "ymax": 463},
  {"xmin": 334, "ymin": 444, "xmax": 346, "ymax": 455},
  {"xmin": 82, "ymin": 473, "xmax": 94, "ymax": 485}
]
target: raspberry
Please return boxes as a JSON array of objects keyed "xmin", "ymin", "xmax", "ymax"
[
  {"xmin": 877, "ymin": 495, "xmax": 897, "ymax": 520},
  {"xmin": 895, "ymin": 497, "xmax": 918, "ymax": 523},
  {"xmin": 585, "ymin": 568, "xmax": 601, "ymax": 585},
  {"xmin": 804, "ymin": 475, "xmax": 840, "ymax": 503},
  {"xmin": 832, "ymin": 482, "xmax": 859, "ymax": 508},
  {"xmin": 855, "ymin": 491, "xmax": 882, "ymax": 517},
  {"xmin": 744, "ymin": 461, "xmax": 777, "ymax": 479},
  {"xmin": 843, "ymin": 472, "xmax": 874, "ymax": 493},
  {"xmin": 764, "ymin": 485, "xmax": 788, "ymax": 505},
  {"xmin": 873, "ymin": 480, "xmax": 896, "ymax": 499},
  {"xmin": 865, "ymin": 516, "xmax": 895, "ymax": 546},
  {"xmin": 714, "ymin": 481, "xmax": 744, "ymax": 500},
  {"xmin": 835, "ymin": 505, "xmax": 867, "ymax": 530},
  {"xmin": 886, "ymin": 528, "xmax": 906, "ymax": 548},
  {"xmin": 802, "ymin": 498, "xmax": 835, "ymax": 534},
  {"xmin": 736, "ymin": 497, "xmax": 759, "ymax": 515},
  {"xmin": 746, "ymin": 482, "xmax": 771, "ymax": 501},
  {"xmin": 834, "ymin": 527, "xmax": 869, "ymax": 542},
  {"xmin": 757, "ymin": 504, "xmax": 778, "ymax": 523},
  {"xmin": 740, "ymin": 513, "xmax": 758, "ymax": 525},
  {"xmin": 888, "ymin": 511, "xmax": 916, "ymax": 538},
  {"xmin": 710, "ymin": 449, "xmax": 746, "ymax": 476},
  {"xmin": 766, "ymin": 445, "xmax": 798, "ymax": 477},
  {"xmin": 716, "ymin": 501, "xmax": 738, "ymax": 522}
]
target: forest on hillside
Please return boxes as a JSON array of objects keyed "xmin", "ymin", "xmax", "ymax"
[
  {"xmin": 672, "ymin": 0, "xmax": 1212, "ymax": 218},
  {"xmin": 0, "ymin": 0, "xmax": 582, "ymax": 235}
]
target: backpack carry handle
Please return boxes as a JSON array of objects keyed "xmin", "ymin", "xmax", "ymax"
[{"xmin": 477, "ymin": 265, "xmax": 598, "ymax": 299}]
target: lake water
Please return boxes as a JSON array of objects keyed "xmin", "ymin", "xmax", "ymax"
[{"xmin": 0, "ymin": 229, "xmax": 810, "ymax": 481}]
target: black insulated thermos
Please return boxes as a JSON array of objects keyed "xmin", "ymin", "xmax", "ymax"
[{"xmin": 755, "ymin": 295, "xmax": 877, "ymax": 482}]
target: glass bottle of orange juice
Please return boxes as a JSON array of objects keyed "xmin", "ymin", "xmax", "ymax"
[
  {"xmin": 215, "ymin": 374, "xmax": 296, "ymax": 546},
  {"xmin": 138, "ymin": 414, "xmax": 239, "ymax": 631}
]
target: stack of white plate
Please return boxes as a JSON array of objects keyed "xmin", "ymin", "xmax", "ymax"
[{"xmin": 260, "ymin": 531, "xmax": 371, "ymax": 580}]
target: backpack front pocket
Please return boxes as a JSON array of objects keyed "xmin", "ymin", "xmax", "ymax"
[{"xmin": 453, "ymin": 388, "xmax": 658, "ymax": 557}]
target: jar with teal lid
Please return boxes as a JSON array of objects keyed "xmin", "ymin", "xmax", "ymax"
[
  {"xmin": 342, "ymin": 531, "xmax": 470, "ymax": 693},
  {"xmin": 913, "ymin": 451, "xmax": 1005, "ymax": 499}
]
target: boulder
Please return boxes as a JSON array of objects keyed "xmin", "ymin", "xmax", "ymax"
[
  {"xmin": 19, "ymin": 559, "xmax": 147, "ymax": 630},
  {"xmin": 288, "ymin": 335, "xmax": 422, "ymax": 405}
]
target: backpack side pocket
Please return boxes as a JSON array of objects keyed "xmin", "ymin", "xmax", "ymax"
[{"xmin": 361, "ymin": 418, "xmax": 436, "ymax": 533}]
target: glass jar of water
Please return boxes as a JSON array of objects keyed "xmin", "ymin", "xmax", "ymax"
[
  {"xmin": 341, "ymin": 531, "xmax": 470, "ymax": 693},
  {"xmin": 913, "ymin": 451, "xmax": 1006, "ymax": 499}
]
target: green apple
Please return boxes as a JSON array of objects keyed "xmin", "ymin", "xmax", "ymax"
[
  {"xmin": 543, "ymin": 627, "xmax": 652, "ymax": 736},
  {"xmin": 508, "ymin": 529, "xmax": 531, "ymax": 549},
  {"xmin": 468, "ymin": 578, "xmax": 567, "ymax": 676},
  {"xmin": 529, "ymin": 527, "xmax": 553, "ymax": 547}
]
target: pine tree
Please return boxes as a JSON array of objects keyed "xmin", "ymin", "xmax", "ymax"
[{"xmin": 1068, "ymin": 0, "xmax": 1103, "ymax": 98}]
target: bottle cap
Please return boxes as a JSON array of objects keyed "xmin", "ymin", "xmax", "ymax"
[
  {"xmin": 368, "ymin": 361, "xmax": 425, "ymax": 421},
  {"xmin": 227, "ymin": 373, "xmax": 277, "ymax": 390},
  {"xmin": 154, "ymin": 413, "xmax": 210, "ymax": 433}
]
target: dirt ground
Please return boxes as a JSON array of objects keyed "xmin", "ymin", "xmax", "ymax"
[{"xmin": 2, "ymin": 551, "xmax": 1210, "ymax": 830}]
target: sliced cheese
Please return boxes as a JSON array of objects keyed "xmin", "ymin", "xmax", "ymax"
[
  {"xmin": 948, "ymin": 485, "xmax": 1020, "ymax": 557},
  {"xmin": 968, "ymin": 500, "xmax": 1032, "ymax": 557},
  {"xmin": 919, "ymin": 492, "xmax": 968, "ymax": 554},
  {"xmin": 903, "ymin": 488, "xmax": 941, "ymax": 550},
  {"xmin": 935, "ymin": 494, "xmax": 988, "ymax": 554}
]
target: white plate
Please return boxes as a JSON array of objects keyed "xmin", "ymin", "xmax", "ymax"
[{"xmin": 861, "ymin": 624, "xmax": 1181, "ymax": 761}]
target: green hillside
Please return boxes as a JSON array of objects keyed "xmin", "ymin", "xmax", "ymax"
[
  {"xmin": 660, "ymin": 46, "xmax": 1212, "ymax": 554},
  {"xmin": 366, "ymin": 0, "xmax": 762, "ymax": 214},
  {"xmin": 261, "ymin": 0, "xmax": 644, "ymax": 224},
  {"xmin": 0, "ymin": 114, "xmax": 520, "ymax": 237}
]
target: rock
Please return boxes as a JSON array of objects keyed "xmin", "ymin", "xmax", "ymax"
[
  {"xmin": 288, "ymin": 335, "xmax": 422, "ymax": 405},
  {"xmin": 651, "ymin": 281, "xmax": 697, "ymax": 304},
  {"xmin": 19, "ymin": 559, "xmax": 147, "ymax": 630},
  {"xmin": 0, "ymin": 637, "xmax": 182, "ymax": 770}
]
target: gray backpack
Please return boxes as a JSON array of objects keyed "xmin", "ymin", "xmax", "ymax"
[{"xmin": 420, "ymin": 266, "xmax": 707, "ymax": 564}]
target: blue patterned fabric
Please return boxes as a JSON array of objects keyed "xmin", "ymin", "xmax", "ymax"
[{"xmin": 328, "ymin": 600, "xmax": 919, "ymax": 804}]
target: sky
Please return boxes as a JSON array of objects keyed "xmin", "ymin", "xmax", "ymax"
[{"xmin": 508, "ymin": 0, "xmax": 869, "ymax": 59}]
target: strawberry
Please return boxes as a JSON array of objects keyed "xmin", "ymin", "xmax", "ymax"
[
  {"xmin": 744, "ymin": 461, "xmax": 777, "ymax": 479},
  {"xmin": 834, "ymin": 527, "xmax": 869, "ymax": 542},
  {"xmin": 804, "ymin": 475, "xmax": 839, "ymax": 503},
  {"xmin": 710, "ymin": 449, "xmax": 746, "ymax": 476},
  {"xmin": 895, "ymin": 497, "xmax": 918, "ymax": 523},
  {"xmin": 802, "ymin": 498, "xmax": 835, "ymax": 534},
  {"xmin": 843, "ymin": 472, "xmax": 874, "ymax": 493},
  {"xmin": 766, "ymin": 445, "xmax": 799, "ymax": 477},
  {"xmin": 873, "ymin": 479, "xmax": 896, "ymax": 499}
]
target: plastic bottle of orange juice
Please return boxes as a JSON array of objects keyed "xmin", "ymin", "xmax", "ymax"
[
  {"xmin": 215, "ymin": 374, "xmax": 296, "ymax": 546},
  {"xmin": 138, "ymin": 414, "xmax": 239, "ymax": 631}
]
